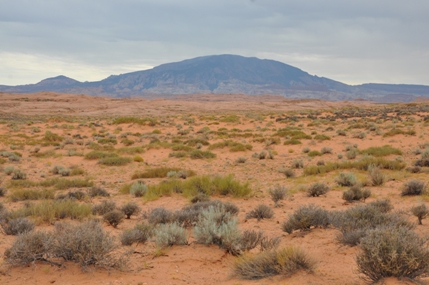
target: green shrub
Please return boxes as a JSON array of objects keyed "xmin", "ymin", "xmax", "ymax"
[
  {"xmin": 189, "ymin": 150, "xmax": 216, "ymax": 159},
  {"xmin": 154, "ymin": 222, "xmax": 188, "ymax": 247},
  {"xmin": 44, "ymin": 131, "xmax": 63, "ymax": 142},
  {"xmin": 84, "ymin": 151, "xmax": 118, "ymax": 160},
  {"xmin": 360, "ymin": 145, "xmax": 402, "ymax": 157},
  {"xmin": 112, "ymin": 116, "xmax": 156, "ymax": 126},
  {"xmin": 9, "ymin": 189, "xmax": 55, "ymax": 202},
  {"xmin": 233, "ymin": 247, "xmax": 316, "ymax": 280},
  {"xmin": 282, "ymin": 204, "xmax": 329, "ymax": 234},
  {"xmin": 98, "ymin": 156, "xmax": 132, "ymax": 166},
  {"xmin": 283, "ymin": 139, "xmax": 301, "ymax": 145},
  {"xmin": 313, "ymin": 134, "xmax": 330, "ymax": 141},
  {"xmin": 132, "ymin": 167, "xmax": 195, "ymax": 179},
  {"xmin": 308, "ymin": 150, "xmax": 322, "ymax": 158},
  {"xmin": 291, "ymin": 159, "xmax": 304, "ymax": 169},
  {"xmin": 383, "ymin": 128, "xmax": 416, "ymax": 137},
  {"xmin": 357, "ymin": 226, "xmax": 429, "ymax": 282}
]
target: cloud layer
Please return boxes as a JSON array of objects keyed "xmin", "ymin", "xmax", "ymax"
[{"xmin": 1, "ymin": 0, "xmax": 429, "ymax": 85}]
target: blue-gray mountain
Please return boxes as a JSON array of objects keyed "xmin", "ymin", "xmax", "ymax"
[{"xmin": 1, "ymin": 54, "xmax": 429, "ymax": 102}]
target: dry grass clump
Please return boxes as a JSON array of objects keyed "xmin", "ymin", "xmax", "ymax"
[
  {"xmin": 356, "ymin": 226, "xmax": 429, "ymax": 282},
  {"xmin": 382, "ymin": 128, "xmax": 416, "ymax": 137},
  {"xmin": 132, "ymin": 167, "xmax": 196, "ymax": 179},
  {"xmin": 232, "ymin": 247, "xmax": 316, "ymax": 280},
  {"xmin": 307, "ymin": 182, "xmax": 329, "ymax": 197},
  {"xmin": 245, "ymin": 204, "xmax": 274, "ymax": 221},
  {"xmin": 335, "ymin": 172, "xmax": 357, "ymax": 187},
  {"xmin": 360, "ymin": 145, "xmax": 402, "ymax": 157},
  {"xmin": 368, "ymin": 165, "xmax": 385, "ymax": 186},
  {"xmin": 282, "ymin": 204, "xmax": 329, "ymax": 234},
  {"xmin": 84, "ymin": 151, "xmax": 118, "ymax": 160},
  {"xmin": 9, "ymin": 188, "xmax": 55, "ymax": 201},
  {"xmin": 130, "ymin": 181, "xmax": 147, "ymax": 197},
  {"xmin": 55, "ymin": 191, "xmax": 87, "ymax": 201},
  {"xmin": 98, "ymin": 156, "xmax": 132, "ymax": 166}
]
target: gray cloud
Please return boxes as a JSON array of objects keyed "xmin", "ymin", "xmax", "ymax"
[{"xmin": 1, "ymin": 0, "xmax": 429, "ymax": 85}]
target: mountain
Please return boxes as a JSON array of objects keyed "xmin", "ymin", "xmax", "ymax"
[{"xmin": 1, "ymin": 54, "xmax": 429, "ymax": 102}]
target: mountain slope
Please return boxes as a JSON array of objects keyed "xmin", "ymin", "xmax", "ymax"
[{"xmin": 1, "ymin": 54, "xmax": 429, "ymax": 101}]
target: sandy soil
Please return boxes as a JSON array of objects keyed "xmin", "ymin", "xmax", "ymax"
[{"xmin": 0, "ymin": 92, "xmax": 428, "ymax": 285}]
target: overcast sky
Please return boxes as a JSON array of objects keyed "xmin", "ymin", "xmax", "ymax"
[{"xmin": 1, "ymin": 0, "xmax": 429, "ymax": 86}]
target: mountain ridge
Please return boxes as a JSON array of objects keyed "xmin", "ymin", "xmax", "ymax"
[{"xmin": 1, "ymin": 54, "xmax": 429, "ymax": 102}]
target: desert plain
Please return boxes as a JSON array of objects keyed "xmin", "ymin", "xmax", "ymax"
[{"xmin": 0, "ymin": 92, "xmax": 429, "ymax": 285}]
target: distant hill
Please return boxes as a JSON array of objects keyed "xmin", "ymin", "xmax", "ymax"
[{"xmin": 1, "ymin": 54, "xmax": 429, "ymax": 102}]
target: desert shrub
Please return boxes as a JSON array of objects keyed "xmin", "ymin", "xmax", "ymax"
[
  {"xmin": 368, "ymin": 165, "xmax": 385, "ymax": 186},
  {"xmin": 232, "ymin": 247, "xmax": 316, "ymax": 280},
  {"xmin": 0, "ymin": 187, "xmax": 6, "ymax": 197},
  {"xmin": 44, "ymin": 131, "xmax": 63, "ymax": 142},
  {"xmin": 342, "ymin": 184, "xmax": 371, "ymax": 203},
  {"xmin": 411, "ymin": 204, "xmax": 429, "ymax": 225},
  {"xmin": 246, "ymin": 204, "xmax": 274, "ymax": 221},
  {"xmin": 335, "ymin": 172, "xmax": 357, "ymax": 187},
  {"xmin": 55, "ymin": 191, "xmax": 87, "ymax": 201},
  {"xmin": 103, "ymin": 210, "xmax": 124, "ymax": 228},
  {"xmin": 12, "ymin": 169, "xmax": 26, "ymax": 180},
  {"xmin": 53, "ymin": 220, "xmax": 119, "ymax": 268},
  {"xmin": 4, "ymin": 230, "xmax": 55, "ymax": 266},
  {"xmin": 320, "ymin": 147, "xmax": 332, "ymax": 154},
  {"xmin": 70, "ymin": 167, "xmax": 85, "ymax": 176},
  {"xmin": 190, "ymin": 193, "xmax": 210, "ymax": 203},
  {"xmin": 368, "ymin": 199, "xmax": 393, "ymax": 213},
  {"xmin": 360, "ymin": 145, "xmax": 402, "ymax": 157},
  {"xmin": 130, "ymin": 180, "xmax": 147, "ymax": 197},
  {"xmin": 147, "ymin": 207, "xmax": 174, "ymax": 225},
  {"xmin": 282, "ymin": 204, "xmax": 329, "ymax": 234},
  {"xmin": 51, "ymin": 165, "xmax": 65, "ymax": 175},
  {"xmin": 308, "ymin": 150, "xmax": 322, "ymax": 158},
  {"xmin": 189, "ymin": 150, "xmax": 216, "ymax": 159},
  {"xmin": 92, "ymin": 200, "xmax": 116, "ymax": 215},
  {"xmin": 121, "ymin": 202, "xmax": 141, "ymax": 219},
  {"xmin": 336, "ymin": 129, "xmax": 346, "ymax": 136},
  {"xmin": 329, "ymin": 202, "xmax": 412, "ymax": 246},
  {"xmin": 356, "ymin": 226, "xmax": 429, "ymax": 282},
  {"xmin": 98, "ymin": 156, "xmax": 132, "ymax": 166},
  {"xmin": 4, "ymin": 165, "xmax": 14, "ymax": 175},
  {"xmin": 154, "ymin": 222, "xmax": 188, "ymax": 247},
  {"xmin": 307, "ymin": 183, "xmax": 329, "ymax": 197},
  {"xmin": 121, "ymin": 223, "xmax": 153, "ymax": 246},
  {"xmin": 268, "ymin": 185, "xmax": 288, "ymax": 207},
  {"xmin": 383, "ymin": 128, "xmax": 416, "ymax": 137},
  {"xmin": 9, "ymin": 188, "xmax": 55, "ymax": 201},
  {"xmin": 280, "ymin": 168, "xmax": 295, "ymax": 178},
  {"xmin": 84, "ymin": 151, "xmax": 118, "ymax": 160},
  {"xmin": 193, "ymin": 205, "xmax": 242, "ymax": 254},
  {"xmin": 1, "ymin": 217, "xmax": 35, "ymax": 235},
  {"xmin": 235, "ymin": 156, "xmax": 247, "ymax": 164},
  {"xmin": 291, "ymin": 159, "xmax": 304, "ymax": 169},
  {"xmin": 302, "ymin": 147, "xmax": 310, "ymax": 153},
  {"xmin": 113, "ymin": 116, "xmax": 156, "ymax": 126},
  {"xmin": 314, "ymin": 134, "xmax": 330, "ymax": 141},
  {"xmin": 283, "ymin": 139, "xmax": 301, "ymax": 145},
  {"xmin": 402, "ymin": 180, "xmax": 426, "ymax": 196},
  {"xmin": 88, "ymin": 186, "xmax": 110, "ymax": 197},
  {"xmin": 346, "ymin": 149, "xmax": 358, "ymax": 159},
  {"xmin": 38, "ymin": 177, "xmax": 94, "ymax": 190}
]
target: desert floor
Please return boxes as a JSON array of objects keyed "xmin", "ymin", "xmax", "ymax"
[{"xmin": 0, "ymin": 92, "xmax": 428, "ymax": 285}]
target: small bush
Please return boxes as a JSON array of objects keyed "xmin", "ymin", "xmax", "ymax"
[
  {"xmin": 291, "ymin": 159, "xmax": 304, "ymax": 169},
  {"xmin": 302, "ymin": 147, "xmax": 310, "ymax": 153},
  {"xmin": 411, "ymin": 204, "xmax": 429, "ymax": 225},
  {"xmin": 307, "ymin": 183, "xmax": 329, "ymax": 197},
  {"xmin": 189, "ymin": 150, "xmax": 216, "ymax": 159},
  {"xmin": 92, "ymin": 200, "xmax": 116, "ymax": 215},
  {"xmin": 268, "ymin": 185, "xmax": 288, "ymax": 207},
  {"xmin": 88, "ymin": 186, "xmax": 110, "ymax": 197},
  {"xmin": 314, "ymin": 134, "xmax": 330, "ymax": 141},
  {"xmin": 235, "ymin": 157, "xmax": 247, "ymax": 164},
  {"xmin": 4, "ymin": 165, "xmax": 14, "ymax": 175},
  {"xmin": 368, "ymin": 165, "xmax": 385, "ymax": 186},
  {"xmin": 132, "ymin": 167, "xmax": 195, "ymax": 179},
  {"xmin": 280, "ymin": 168, "xmax": 295, "ymax": 178},
  {"xmin": 121, "ymin": 202, "xmax": 141, "ymax": 219},
  {"xmin": 12, "ymin": 169, "xmax": 26, "ymax": 180},
  {"xmin": 308, "ymin": 150, "xmax": 322, "ymax": 158},
  {"xmin": 147, "ymin": 207, "xmax": 174, "ymax": 225},
  {"xmin": 357, "ymin": 226, "xmax": 429, "ymax": 282},
  {"xmin": 246, "ymin": 204, "xmax": 274, "ymax": 221},
  {"xmin": 9, "ymin": 188, "xmax": 55, "ymax": 201},
  {"xmin": 342, "ymin": 184, "xmax": 371, "ymax": 203},
  {"xmin": 103, "ymin": 210, "xmax": 124, "ymax": 228},
  {"xmin": 360, "ymin": 145, "xmax": 402, "ymax": 157},
  {"xmin": 0, "ymin": 187, "xmax": 6, "ymax": 197},
  {"xmin": 84, "ymin": 151, "xmax": 118, "ymax": 160},
  {"xmin": 320, "ymin": 147, "xmax": 332, "ymax": 154},
  {"xmin": 154, "ymin": 222, "xmax": 188, "ymax": 247},
  {"xmin": 402, "ymin": 180, "xmax": 426, "ymax": 196},
  {"xmin": 282, "ymin": 204, "xmax": 329, "ymax": 234},
  {"xmin": 55, "ymin": 191, "xmax": 87, "ymax": 201},
  {"xmin": 1, "ymin": 217, "xmax": 35, "ymax": 235},
  {"xmin": 130, "ymin": 181, "xmax": 147, "ymax": 197},
  {"xmin": 335, "ymin": 172, "xmax": 357, "ymax": 187},
  {"xmin": 121, "ymin": 223, "xmax": 153, "ymax": 246},
  {"xmin": 190, "ymin": 193, "xmax": 210, "ymax": 203},
  {"xmin": 233, "ymin": 247, "xmax": 316, "ymax": 280}
]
